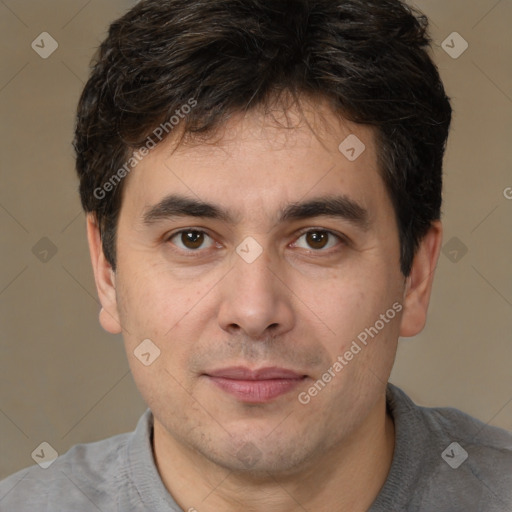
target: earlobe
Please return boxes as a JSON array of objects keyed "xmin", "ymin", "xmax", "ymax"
[
  {"xmin": 399, "ymin": 221, "xmax": 443, "ymax": 338},
  {"xmin": 86, "ymin": 214, "xmax": 122, "ymax": 334}
]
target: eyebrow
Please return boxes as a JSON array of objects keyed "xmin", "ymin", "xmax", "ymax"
[
  {"xmin": 280, "ymin": 197, "xmax": 369, "ymax": 230},
  {"xmin": 142, "ymin": 193, "xmax": 370, "ymax": 230}
]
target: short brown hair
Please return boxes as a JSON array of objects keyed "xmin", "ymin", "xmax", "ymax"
[{"xmin": 74, "ymin": 0, "xmax": 452, "ymax": 275}]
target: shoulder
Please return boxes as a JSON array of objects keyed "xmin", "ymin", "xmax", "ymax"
[
  {"xmin": 386, "ymin": 383, "xmax": 512, "ymax": 511},
  {"xmin": 422, "ymin": 400, "xmax": 511, "ymax": 485},
  {"xmin": 388, "ymin": 383, "xmax": 512, "ymax": 453},
  {"xmin": 417, "ymin": 395, "xmax": 512, "ymax": 468},
  {"xmin": 0, "ymin": 429, "xmax": 133, "ymax": 512}
]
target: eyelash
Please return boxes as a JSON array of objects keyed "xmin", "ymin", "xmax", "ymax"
[{"xmin": 165, "ymin": 227, "xmax": 347, "ymax": 256}]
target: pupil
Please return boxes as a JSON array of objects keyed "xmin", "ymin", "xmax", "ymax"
[
  {"xmin": 307, "ymin": 231, "xmax": 327, "ymax": 249},
  {"xmin": 183, "ymin": 231, "xmax": 204, "ymax": 249}
]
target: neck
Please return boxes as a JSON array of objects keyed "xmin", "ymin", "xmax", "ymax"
[{"xmin": 153, "ymin": 396, "xmax": 394, "ymax": 512}]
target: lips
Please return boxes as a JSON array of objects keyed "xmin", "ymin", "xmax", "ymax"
[
  {"xmin": 204, "ymin": 366, "xmax": 307, "ymax": 403},
  {"xmin": 206, "ymin": 366, "xmax": 305, "ymax": 380}
]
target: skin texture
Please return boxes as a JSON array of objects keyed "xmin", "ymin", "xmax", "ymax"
[{"xmin": 87, "ymin": 99, "xmax": 442, "ymax": 512}]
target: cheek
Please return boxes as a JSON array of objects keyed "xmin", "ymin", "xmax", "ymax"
[
  {"xmin": 117, "ymin": 261, "xmax": 205, "ymax": 334},
  {"xmin": 115, "ymin": 263, "xmax": 219, "ymax": 382},
  {"xmin": 116, "ymin": 270, "xmax": 199, "ymax": 410},
  {"xmin": 306, "ymin": 264, "xmax": 402, "ymax": 354}
]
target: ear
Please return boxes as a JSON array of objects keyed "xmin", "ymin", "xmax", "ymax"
[
  {"xmin": 399, "ymin": 221, "xmax": 442, "ymax": 338},
  {"xmin": 86, "ymin": 214, "xmax": 122, "ymax": 334}
]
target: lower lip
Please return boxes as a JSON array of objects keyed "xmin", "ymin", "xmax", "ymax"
[{"xmin": 207, "ymin": 376, "xmax": 306, "ymax": 403}]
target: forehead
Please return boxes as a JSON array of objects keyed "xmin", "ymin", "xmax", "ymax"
[
  {"xmin": 172, "ymin": 99, "xmax": 376, "ymax": 164},
  {"xmin": 119, "ymin": 99, "xmax": 386, "ymax": 224}
]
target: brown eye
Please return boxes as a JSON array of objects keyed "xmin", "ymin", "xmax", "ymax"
[
  {"xmin": 182, "ymin": 230, "xmax": 204, "ymax": 249},
  {"xmin": 169, "ymin": 230, "xmax": 214, "ymax": 251},
  {"xmin": 305, "ymin": 231, "xmax": 329, "ymax": 249},
  {"xmin": 294, "ymin": 230, "xmax": 341, "ymax": 251}
]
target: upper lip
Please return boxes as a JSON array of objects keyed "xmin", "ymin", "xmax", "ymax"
[{"xmin": 205, "ymin": 366, "xmax": 306, "ymax": 380}]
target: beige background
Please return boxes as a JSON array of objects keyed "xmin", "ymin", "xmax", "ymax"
[{"xmin": 1, "ymin": 0, "xmax": 511, "ymax": 479}]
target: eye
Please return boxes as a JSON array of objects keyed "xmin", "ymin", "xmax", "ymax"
[
  {"xmin": 168, "ymin": 229, "xmax": 215, "ymax": 251},
  {"xmin": 293, "ymin": 230, "xmax": 342, "ymax": 251}
]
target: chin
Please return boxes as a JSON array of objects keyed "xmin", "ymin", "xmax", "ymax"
[{"xmin": 195, "ymin": 432, "xmax": 316, "ymax": 478}]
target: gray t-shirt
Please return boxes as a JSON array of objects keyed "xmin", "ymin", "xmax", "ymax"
[{"xmin": 1, "ymin": 383, "xmax": 511, "ymax": 511}]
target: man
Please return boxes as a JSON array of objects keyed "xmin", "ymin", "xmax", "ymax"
[{"xmin": 1, "ymin": 0, "xmax": 510, "ymax": 510}]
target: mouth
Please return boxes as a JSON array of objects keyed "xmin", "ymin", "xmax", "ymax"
[{"xmin": 203, "ymin": 366, "xmax": 308, "ymax": 403}]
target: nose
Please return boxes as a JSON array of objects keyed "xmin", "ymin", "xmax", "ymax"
[{"xmin": 217, "ymin": 247, "xmax": 295, "ymax": 340}]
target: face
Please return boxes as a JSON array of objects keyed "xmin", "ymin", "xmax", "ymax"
[{"xmin": 89, "ymin": 99, "xmax": 435, "ymax": 476}]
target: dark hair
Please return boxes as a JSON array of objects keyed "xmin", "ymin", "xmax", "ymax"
[{"xmin": 74, "ymin": 0, "xmax": 451, "ymax": 276}]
